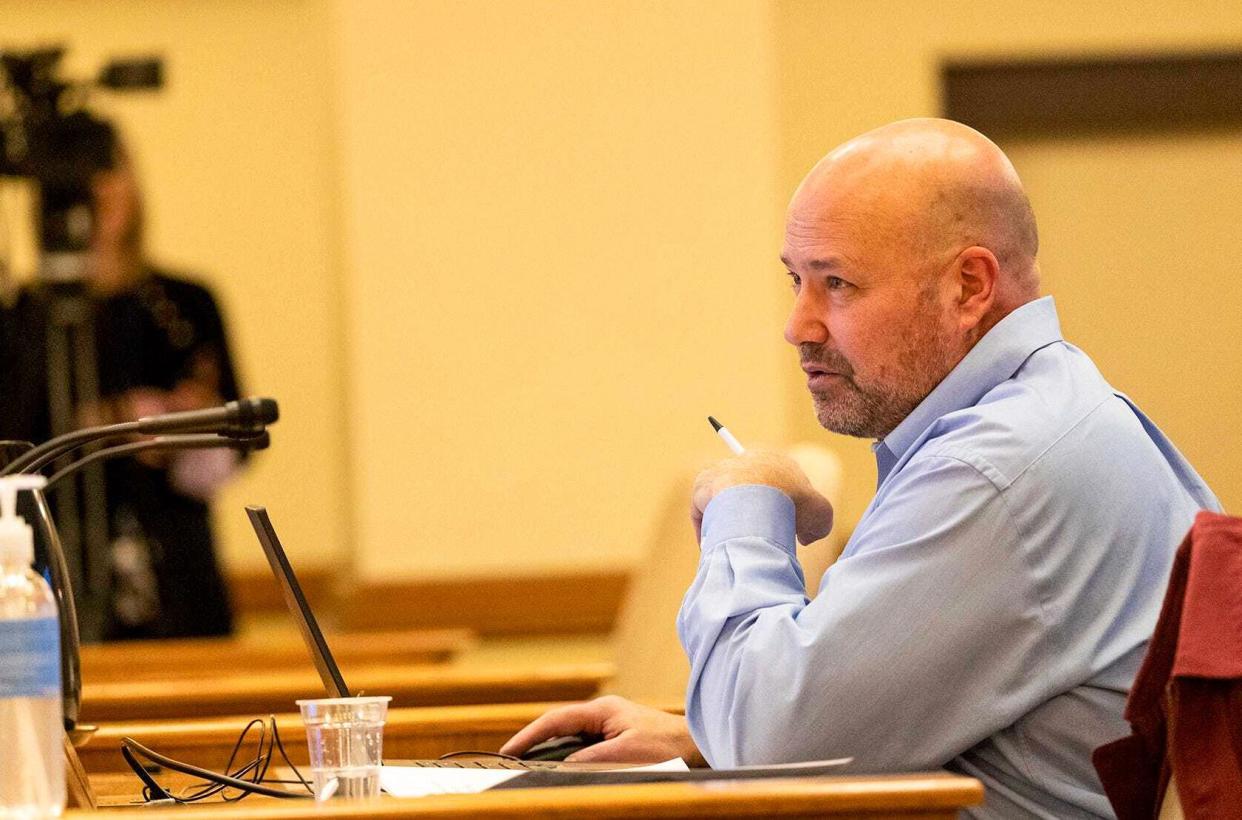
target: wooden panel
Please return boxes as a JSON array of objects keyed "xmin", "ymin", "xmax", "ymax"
[
  {"xmin": 229, "ymin": 568, "xmax": 336, "ymax": 614},
  {"xmin": 339, "ymin": 571, "xmax": 630, "ymax": 636},
  {"xmin": 79, "ymin": 661, "xmax": 613, "ymax": 722},
  {"xmin": 229, "ymin": 569, "xmax": 630, "ymax": 636},
  {"xmin": 80, "ymin": 628, "xmax": 475, "ymax": 681},
  {"xmin": 943, "ymin": 51, "xmax": 1242, "ymax": 136},
  {"xmin": 73, "ymin": 772, "xmax": 983, "ymax": 818}
]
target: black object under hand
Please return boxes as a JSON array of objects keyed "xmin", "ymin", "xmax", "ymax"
[{"xmin": 518, "ymin": 733, "xmax": 606, "ymax": 762}]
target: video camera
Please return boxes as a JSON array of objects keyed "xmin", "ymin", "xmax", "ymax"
[{"xmin": 0, "ymin": 46, "xmax": 161, "ymax": 276}]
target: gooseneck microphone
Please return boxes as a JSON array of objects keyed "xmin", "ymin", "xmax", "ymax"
[
  {"xmin": 0, "ymin": 397, "xmax": 279, "ymax": 731},
  {"xmin": 1, "ymin": 397, "xmax": 278, "ymax": 476},
  {"xmin": 136, "ymin": 396, "xmax": 279, "ymax": 437},
  {"xmin": 44, "ymin": 432, "xmax": 270, "ymax": 490}
]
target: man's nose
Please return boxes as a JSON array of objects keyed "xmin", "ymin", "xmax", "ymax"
[{"xmin": 784, "ymin": 289, "xmax": 829, "ymax": 346}]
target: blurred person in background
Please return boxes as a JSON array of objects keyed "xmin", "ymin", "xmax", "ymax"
[{"xmin": 0, "ymin": 135, "xmax": 243, "ymax": 639}]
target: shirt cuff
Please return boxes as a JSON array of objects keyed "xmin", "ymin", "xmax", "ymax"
[{"xmin": 700, "ymin": 484, "xmax": 797, "ymax": 556}]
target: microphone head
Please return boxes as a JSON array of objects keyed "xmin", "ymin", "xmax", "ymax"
[
  {"xmin": 132, "ymin": 397, "xmax": 280, "ymax": 437},
  {"xmin": 242, "ymin": 431, "xmax": 272, "ymax": 451},
  {"xmin": 254, "ymin": 398, "xmax": 279, "ymax": 425},
  {"xmin": 231, "ymin": 397, "xmax": 279, "ymax": 429}
]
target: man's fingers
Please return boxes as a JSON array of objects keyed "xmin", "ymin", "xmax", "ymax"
[
  {"xmin": 796, "ymin": 516, "xmax": 832, "ymax": 544},
  {"xmin": 564, "ymin": 733, "xmax": 655, "ymax": 764},
  {"xmin": 691, "ymin": 467, "xmax": 725, "ymax": 540},
  {"xmin": 498, "ymin": 702, "xmax": 607, "ymax": 756},
  {"xmin": 795, "ymin": 497, "xmax": 834, "ymax": 545}
]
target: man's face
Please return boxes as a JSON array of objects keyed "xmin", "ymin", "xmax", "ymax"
[{"xmin": 781, "ymin": 191, "xmax": 962, "ymax": 440}]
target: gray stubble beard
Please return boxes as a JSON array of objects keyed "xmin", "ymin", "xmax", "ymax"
[{"xmin": 809, "ymin": 323, "xmax": 961, "ymax": 440}]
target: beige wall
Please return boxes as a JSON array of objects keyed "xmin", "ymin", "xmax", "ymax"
[
  {"xmin": 330, "ymin": 0, "xmax": 786, "ymax": 580},
  {"xmin": 4, "ymin": 2, "xmax": 1237, "ymax": 588}
]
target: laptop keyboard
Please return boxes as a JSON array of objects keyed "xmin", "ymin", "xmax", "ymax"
[{"xmin": 410, "ymin": 759, "xmax": 561, "ymax": 770}]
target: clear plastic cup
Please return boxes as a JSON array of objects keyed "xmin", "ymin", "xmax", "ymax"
[{"xmin": 296, "ymin": 696, "xmax": 392, "ymax": 801}]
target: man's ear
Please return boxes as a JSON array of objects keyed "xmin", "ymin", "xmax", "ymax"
[{"xmin": 954, "ymin": 246, "xmax": 999, "ymax": 332}]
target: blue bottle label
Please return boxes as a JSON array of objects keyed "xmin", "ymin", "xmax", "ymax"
[{"xmin": 0, "ymin": 617, "xmax": 61, "ymax": 699}]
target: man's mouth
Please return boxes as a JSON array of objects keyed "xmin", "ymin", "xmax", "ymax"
[{"xmin": 802, "ymin": 363, "xmax": 847, "ymax": 390}]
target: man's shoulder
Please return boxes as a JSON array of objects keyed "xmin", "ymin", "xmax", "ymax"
[{"xmin": 912, "ymin": 341, "xmax": 1146, "ymax": 491}]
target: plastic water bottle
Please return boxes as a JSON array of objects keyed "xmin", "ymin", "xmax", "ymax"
[{"xmin": 0, "ymin": 475, "xmax": 65, "ymax": 818}]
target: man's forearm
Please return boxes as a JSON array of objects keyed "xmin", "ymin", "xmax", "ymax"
[{"xmin": 677, "ymin": 484, "xmax": 812, "ymax": 767}]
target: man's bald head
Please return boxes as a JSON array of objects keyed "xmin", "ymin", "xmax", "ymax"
[
  {"xmin": 791, "ymin": 118, "xmax": 1040, "ymax": 310},
  {"xmin": 783, "ymin": 120, "xmax": 1044, "ymax": 439}
]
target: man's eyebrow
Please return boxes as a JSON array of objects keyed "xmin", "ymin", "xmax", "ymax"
[{"xmin": 780, "ymin": 255, "xmax": 842, "ymax": 271}]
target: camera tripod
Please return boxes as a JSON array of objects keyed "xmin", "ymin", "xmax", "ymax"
[{"xmin": 41, "ymin": 273, "xmax": 111, "ymax": 646}]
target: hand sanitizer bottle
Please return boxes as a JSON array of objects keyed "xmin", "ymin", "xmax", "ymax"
[{"xmin": 0, "ymin": 475, "xmax": 65, "ymax": 817}]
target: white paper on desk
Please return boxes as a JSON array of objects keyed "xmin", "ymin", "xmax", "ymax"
[
  {"xmin": 377, "ymin": 760, "xmax": 690, "ymax": 795},
  {"xmin": 380, "ymin": 758, "xmax": 690, "ymax": 797},
  {"xmin": 622, "ymin": 758, "xmax": 691, "ymax": 773},
  {"xmin": 380, "ymin": 766, "xmax": 524, "ymax": 797}
]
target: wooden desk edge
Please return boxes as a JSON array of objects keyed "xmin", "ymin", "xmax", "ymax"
[{"xmin": 70, "ymin": 773, "xmax": 984, "ymax": 818}]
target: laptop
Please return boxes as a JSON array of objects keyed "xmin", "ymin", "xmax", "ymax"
[{"xmin": 246, "ymin": 504, "xmax": 590, "ymax": 770}]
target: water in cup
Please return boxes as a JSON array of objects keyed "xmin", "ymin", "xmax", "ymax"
[
  {"xmin": 306, "ymin": 725, "xmax": 383, "ymax": 798},
  {"xmin": 296, "ymin": 696, "xmax": 391, "ymax": 801}
]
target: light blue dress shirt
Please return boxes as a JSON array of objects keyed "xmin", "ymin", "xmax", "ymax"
[{"xmin": 678, "ymin": 297, "xmax": 1220, "ymax": 819}]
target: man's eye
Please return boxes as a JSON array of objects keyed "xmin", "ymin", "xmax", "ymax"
[
  {"xmin": 787, "ymin": 272, "xmax": 801, "ymax": 290},
  {"xmin": 826, "ymin": 276, "xmax": 849, "ymax": 290}
]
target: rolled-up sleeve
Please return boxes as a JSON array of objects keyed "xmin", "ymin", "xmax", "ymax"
[{"xmin": 676, "ymin": 456, "xmax": 1059, "ymax": 771}]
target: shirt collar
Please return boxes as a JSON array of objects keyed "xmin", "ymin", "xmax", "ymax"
[{"xmin": 873, "ymin": 295, "xmax": 1064, "ymax": 486}]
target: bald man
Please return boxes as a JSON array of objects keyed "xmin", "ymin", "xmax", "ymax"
[{"xmin": 504, "ymin": 120, "xmax": 1219, "ymax": 818}]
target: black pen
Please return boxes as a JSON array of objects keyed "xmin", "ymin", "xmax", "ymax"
[{"xmin": 707, "ymin": 416, "xmax": 746, "ymax": 455}]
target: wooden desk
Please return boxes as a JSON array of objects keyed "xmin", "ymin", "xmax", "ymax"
[
  {"xmin": 71, "ymin": 772, "xmax": 984, "ymax": 818},
  {"xmin": 80, "ymin": 629, "xmax": 476, "ymax": 681},
  {"xmin": 79, "ymin": 662, "xmax": 613, "ymax": 722},
  {"xmin": 76, "ymin": 701, "xmax": 584, "ymax": 773}
]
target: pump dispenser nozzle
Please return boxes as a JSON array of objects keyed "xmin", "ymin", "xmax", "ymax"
[{"xmin": 0, "ymin": 475, "xmax": 48, "ymax": 565}]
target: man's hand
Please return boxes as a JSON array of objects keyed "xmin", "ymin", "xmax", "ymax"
[
  {"xmin": 691, "ymin": 449, "xmax": 834, "ymax": 545},
  {"xmin": 499, "ymin": 695, "xmax": 706, "ymax": 766}
]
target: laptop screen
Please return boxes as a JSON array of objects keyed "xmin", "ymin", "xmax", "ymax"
[{"xmin": 246, "ymin": 505, "xmax": 351, "ymax": 698}]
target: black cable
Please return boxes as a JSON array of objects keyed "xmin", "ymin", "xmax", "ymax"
[
  {"xmin": 121, "ymin": 732, "xmax": 312, "ymax": 801},
  {"xmin": 182, "ymin": 757, "xmax": 265, "ymax": 803},
  {"xmin": 120, "ymin": 745, "xmax": 173, "ymax": 802},
  {"xmin": 118, "ymin": 715, "xmax": 318, "ymax": 805},
  {"xmin": 176, "ymin": 718, "xmax": 269, "ymax": 803},
  {"xmin": 122, "ymin": 739, "xmax": 294, "ymax": 801},
  {"xmin": 270, "ymin": 713, "xmax": 313, "ymax": 793},
  {"xmin": 222, "ymin": 714, "xmax": 312, "ymax": 798},
  {"xmin": 440, "ymin": 750, "xmax": 523, "ymax": 761},
  {"xmin": 243, "ymin": 716, "xmax": 275, "ymax": 800}
]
